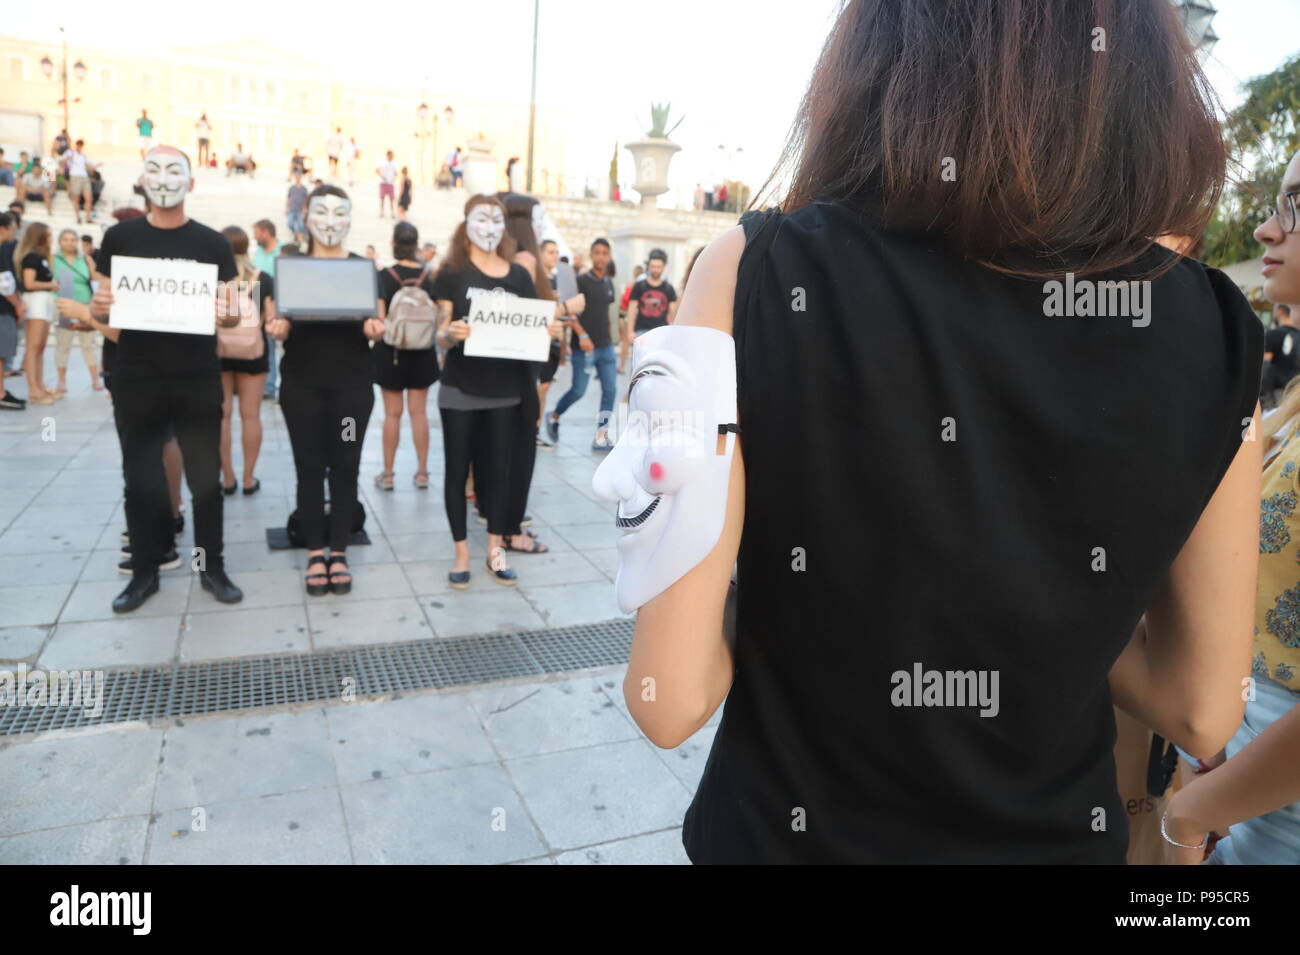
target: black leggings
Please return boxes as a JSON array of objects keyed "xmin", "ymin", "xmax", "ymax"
[
  {"xmin": 441, "ymin": 405, "xmax": 514, "ymax": 540},
  {"xmin": 113, "ymin": 372, "xmax": 224, "ymax": 574},
  {"xmin": 504, "ymin": 402, "xmax": 537, "ymax": 536},
  {"xmin": 279, "ymin": 376, "xmax": 375, "ymax": 552}
]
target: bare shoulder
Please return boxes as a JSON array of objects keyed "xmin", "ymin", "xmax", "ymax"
[{"xmin": 675, "ymin": 226, "xmax": 747, "ymax": 335}]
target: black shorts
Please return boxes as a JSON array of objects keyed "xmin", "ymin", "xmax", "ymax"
[
  {"xmin": 221, "ymin": 353, "xmax": 269, "ymax": 375},
  {"xmin": 25, "ymin": 192, "xmax": 43, "ymax": 203},
  {"xmin": 539, "ymin": 340, "xmax": 562, "ymax": 384},
  {"xmin": 374, "ymin": 341, "xmax": 439, "ymax": 391}
]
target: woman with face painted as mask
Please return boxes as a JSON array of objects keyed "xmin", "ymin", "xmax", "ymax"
[
  {"xmin": 432, "ymin": 194, "xmax": 563, "ymax": 588},
  {"xmin": 266, "ymin": 185, "xmax": 385, "ymax": 596}
]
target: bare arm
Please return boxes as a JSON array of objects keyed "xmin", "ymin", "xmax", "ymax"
[
  {"xmin": 1109, "ymin": 408, "xmax": 1262, "ymax": 759},
  {"xmin": 624, "ymin": 226, "xmax": 747, "ymax": 748},
  {"xmin": 1165, "ymin": 698, "xmax": 1300, "ymax": 849}
]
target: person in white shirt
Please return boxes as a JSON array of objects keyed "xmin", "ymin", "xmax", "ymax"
[
  {"xmin": 195, "ymin": 113, "xmax": 212, "ymax": 166},
  {"xmin": 376, "ymin": 150, "xmax": 398, "ymax": 218},
  {"xmin": 64, "ymin": 140, "xmax": 98, "ymax": 225},
  {"xmin": 326, "ymin": 128, "xmax": 344, "ymax": 176},
  {"xmin": 225, "ymin": 143, "xmax": 256, "ymax": 178},
  {"xmin": 342, "ymin": 138, "xmax": 359, "ymax": 185}
]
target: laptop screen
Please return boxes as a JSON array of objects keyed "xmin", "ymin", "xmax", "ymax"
[{"xmin": 275, "ymin": 256, "xmax": 378, "ymax": 320}]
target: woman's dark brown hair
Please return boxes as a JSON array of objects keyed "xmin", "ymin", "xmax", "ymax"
[
  {"xmin": 442, "ymin": 194, "xmax": 520, "ymax": 275},
  {"xmin": 766, "ymin": 0, "xmax": 1226, "ymax": 278},
  {"xmin": 304, "ymin": 183, "xmax": 350, "ymax": 255},
  {"xmin": 500, "ymin": 191, "xmax": 556, "ymax": 301}
]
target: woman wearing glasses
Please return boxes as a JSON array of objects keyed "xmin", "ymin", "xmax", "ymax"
[{"xmin": 1162, "ymin": 154, "xmax": 1300, "ymax": 864}]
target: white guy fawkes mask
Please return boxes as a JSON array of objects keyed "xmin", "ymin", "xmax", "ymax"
[
  {"xmin": 466, "ymin": 204, "xmax": 505, "ymax": 253},
  {"xmin": 307, "ymin": 194, "xmax": 352, "ymax": 248},
  {"xmin": 592, "ymin": 325, "xmax": 739, "ymax": 613},
  {"xmin": 140, "ymin": 149, "xmax": 191, "ymax": 208}
]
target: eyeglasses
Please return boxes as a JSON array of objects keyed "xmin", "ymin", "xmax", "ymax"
[{"xmin": 1271, "ymin": 191, "xmax": 1299, "ymax": 234}]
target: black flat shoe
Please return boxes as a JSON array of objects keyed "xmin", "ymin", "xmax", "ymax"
[
  {"xmin": 448, "ymin": 569, "xmax": 471, "ymax": 590},
  {"xmin": 222, "ymin": 482, "xmax": 238, "ymax": 495},
  {"xmin": 485, "ymin": 547, "xmax": 517, "ymax": 587},
  {"xmin": 113, "ymin": 573, "xmax": 159, "ymax": 613},
  {"xmin": 328, "ymin": 552, "xmax": 351, "ymax": 595},
  {"xmin": 242, "ymin": 478, "xmax": 261, "ymax": 496},
  {"xmin": 199, "ymin": 568, "xmax": 244, "ymax": 604}
]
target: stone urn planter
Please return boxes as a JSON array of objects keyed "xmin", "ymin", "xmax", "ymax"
[{"xmin": 626, "ymin": 138, "xmax": 681, "ymax": 205}]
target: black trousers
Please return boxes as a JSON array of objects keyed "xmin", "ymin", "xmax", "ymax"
[
  {"xmin": 279, "ymin": 376, "xmax": 375, "ymax": 553},
  {"xmin": 441, "ymin": 405, "xmax": 514, "ymax": 540},
  {"xmin": 113, "ymin": 372, "xmax": 224, "ymax": 575},
  {"xmin": 504, "ymin": 402, "xmax": 537, "ymax": 536}
]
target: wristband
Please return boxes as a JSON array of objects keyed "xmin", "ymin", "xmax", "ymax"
[{"xmin": 579, "ymin": 333, "xmax": 590, "ymax": 340}]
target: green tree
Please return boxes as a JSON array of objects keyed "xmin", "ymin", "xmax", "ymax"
[{"xmin": 1204, "ymin": 54, "xmax": 1300, "ymax": 267}]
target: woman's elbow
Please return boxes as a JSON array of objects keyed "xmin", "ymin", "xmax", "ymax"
[
  {"xmin": 1170, "ymin": 703, "xmax": 1245, "ymax": 762},
  {"xmin": 623, "ymin": 679, "xmax": 714, "ymax": 749}
]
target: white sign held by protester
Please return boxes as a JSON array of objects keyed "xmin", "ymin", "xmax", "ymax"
[
  {"xmin": 109, "ymin": 255, "xmax": 219, "ymax": 335},
  {"xmin": 462, "ymin": 291, "xmax": 553, "ymax": 362}
]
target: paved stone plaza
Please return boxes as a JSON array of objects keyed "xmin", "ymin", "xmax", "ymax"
[{"xmin": 0, "ymin": 354, "xmax": 712, "ymax": 863}]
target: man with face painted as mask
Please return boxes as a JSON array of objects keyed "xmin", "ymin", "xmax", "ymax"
[{"xmin": 90, "ymin": 146, "xmax": 245, "ymax": 613}]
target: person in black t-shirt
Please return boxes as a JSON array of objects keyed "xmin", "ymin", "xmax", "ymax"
[
  {"xmin": 217, "ymin": 226, "xmax": 273, "ymax": 496},
  {"xmin": 0, "ymin": 212, "xmax": 24, "ymax": 409},
  {"xmin": 266, "ymin": 184, "xmax": 385, "ymax": 597},
  {"xmin": 432, "ymin": 195, "xmax": 543, "ymax": 589},
  {"xmin": 16, "ymin": 222, "xmax": 59, "ymax": 403},
  {"xmin": 373, "ymin": 220, "xmax": 439, "ymax": 490},
  {"xmin": 1262, "ymin": 303, "xmax": 1298, "ymax": 409},
  {"xmin": 622, "ymin": 248, "xmax": 677, "ymax": 368},
  {"xmin": 89, "ymin": 146, "xmax": 244, "ymax": 613}
]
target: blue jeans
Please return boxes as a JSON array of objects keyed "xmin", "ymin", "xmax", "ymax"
[
  {"xmin": 1206, "ymin": 675, "xmax": 1300, "ymax": 864},
  {"xmin": 264, "ymin": 334, "xmax": 278, "ymax": 396},
  {"xmin": 0, "ymin": 169, "xmax": 13, "ymax": 187},
  {"xmin": 554, "ymin": 344, "xmax": 616, "ymax": 425}
]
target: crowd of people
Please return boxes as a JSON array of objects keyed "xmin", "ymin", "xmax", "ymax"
[{"xmin": 0, "ymin": 144, "xmax": 676, "ymax": 606}]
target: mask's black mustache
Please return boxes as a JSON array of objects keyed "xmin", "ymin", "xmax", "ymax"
[{"xmin": 616, "ymin": 496, "xmax": 660, "ymax": 528}]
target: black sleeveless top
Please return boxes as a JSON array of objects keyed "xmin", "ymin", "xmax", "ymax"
[{"xmin": 682, "ymin": 202, "xmax": 1263, "ymax": 864}]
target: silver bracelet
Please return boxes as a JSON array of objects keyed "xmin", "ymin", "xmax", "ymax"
[{"xmin": 1159, "ymin": 812, "xmax": 1208, "ymax": 850}]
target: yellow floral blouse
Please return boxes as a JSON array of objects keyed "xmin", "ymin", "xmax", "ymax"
[{"xmin": 1256, "ymin": 418, "xmax": 1300, "ymax": 690}]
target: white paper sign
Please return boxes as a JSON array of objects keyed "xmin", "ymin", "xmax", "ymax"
[
  {"xmin": 109, "ymin": 255, "xmax": 219, "ymax": 335},
  {"xmin": 461, "ymin": 291, "xmax": 553, "ymax": 362}
]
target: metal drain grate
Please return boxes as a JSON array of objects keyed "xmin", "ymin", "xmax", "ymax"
[{"xmin": 0, "ymin": 618, "xmax": 633, "ymax": 736}]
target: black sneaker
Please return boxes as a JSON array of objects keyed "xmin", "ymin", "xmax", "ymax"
[
  {"xmin": 112, "ymin": 573, "xmax": 159, "ymax": 614},
  {"xmin": 199, "ymin": 568, "xmax": 243, "ymax": 604},
  {"xmin": 545, "ymin": 413, "xmax": 559, "ymax": 444},
  {"xmin": 173, "ymin": 513, "xmax": 184, "ymax": 537},
  {"xmin": 118, "ymin": 549, "xmax": 182, "ymax": 575},
  {"xmin": 0, "ymin": 391, "xmax": 25, "ymax": 410}
]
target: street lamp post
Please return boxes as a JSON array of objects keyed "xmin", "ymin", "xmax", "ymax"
[
  {"xmin": 416, "ymin": 103, "xmax": 455, "ymax": 187},
  {"xmin": 40, "ymin": 27, "xmax": 87, "ymax": 143},
  {"xmin": 526, "ymin": 0, "xmax": 539, "ymax": 193}
]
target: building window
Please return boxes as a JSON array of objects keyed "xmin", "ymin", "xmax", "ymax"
[
  {"xmin": 196, "ymin": 77, "xmax": 206, "ymax": 99},
  {"xmin": 298, "ymin": 91, "xmax": 309, "ymax": 112},
  {"xmin": 345, "ymin": 98, "xmax": 355, "ymax": 114},
  {"xmin": 142, "ymin": 73, "xmax": 153, "ymax": 95},
  {"xmin": 100, "ymin": 68, "xmax": 114, "ymax": 90},
  {"xmin": 232, "ymin": 77, "xmax": 242, "ymax": 105},
  {"xmin": 100, "ymin": 120, "xmax": 114, "ymax": 145},
  {"xmin": 8, "ymin": 58, "xmax": 22, "ymax": 82},
  {"xmin": 265, "ymin": 81, "xmax": 276, "ymax": 106}
]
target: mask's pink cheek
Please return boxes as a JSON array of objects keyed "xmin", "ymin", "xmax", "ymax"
[{"xmin": 649, "ymin": 461, "xmax": 664, "ymax": 482}]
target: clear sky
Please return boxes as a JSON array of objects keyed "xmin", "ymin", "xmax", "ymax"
[{"xmin": 6, "ymin": 0, "xmax": 1297, "ymax": 205}]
